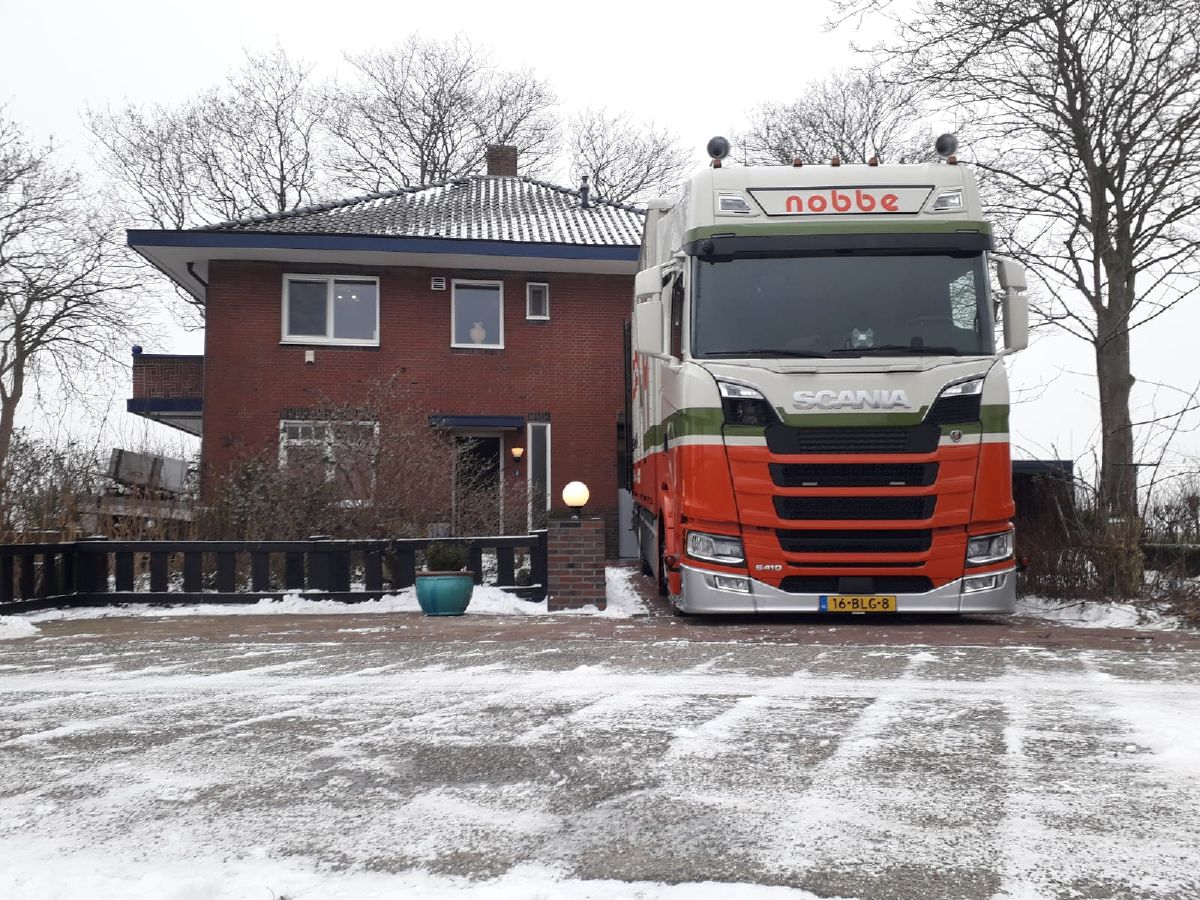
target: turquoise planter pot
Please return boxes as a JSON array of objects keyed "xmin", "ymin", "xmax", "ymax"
[{"xmin": 415, "ymin": 572, "xmax": 474, "ymax": 616}]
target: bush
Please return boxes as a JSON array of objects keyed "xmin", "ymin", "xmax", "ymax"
[{"xmin": 424, "ymin": 542, "xmax": 468, "ymax": 572}]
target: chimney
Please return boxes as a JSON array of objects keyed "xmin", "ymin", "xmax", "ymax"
[
  {"xmin": 485, "ymin": 144, "xmax": 518, "ymax": 177},
  {"xmin": 580, "ymin": 174, "xmax": 590, "ymax": 209}
]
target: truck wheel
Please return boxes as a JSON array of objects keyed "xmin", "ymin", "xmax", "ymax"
[
  {"xmin": 637, "ymin": 513, "xmax": 654, "ymax": 576},
  {"xmin": 657, "ymin": 520, "xmax": 669, "ymax": 597},
  {"xmin": 659, "ymin": 530, "xmax": 690, "ymax": 617}
]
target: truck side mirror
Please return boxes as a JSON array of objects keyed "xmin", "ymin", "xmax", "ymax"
[
  {"xmin": 634, "ymin": 265, "xmax": 666, "ymax": 299},
  {"xmin": 996, "ymin": 258, "xmax": 1029, "ymax": 352},
  {"xmin": 633, "ymin": 299, "xmax": 664, "ymax": 355},
  {"xmin": 996, "ymin": 258, "xmax": 1026, "ymax": 292}
]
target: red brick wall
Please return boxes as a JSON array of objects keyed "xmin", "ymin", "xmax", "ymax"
[
  {"xmin": 201, "ymin": 260, "xmax": 631, "ymax": 550},
  {"xmin": 132, "ymin": 354, "xmax": 204, "ymax": 399},
  {"xmin": 547, "ymin": 517, "xmax": 606, "ymax": 610}
]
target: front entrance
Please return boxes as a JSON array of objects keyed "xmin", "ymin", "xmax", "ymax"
[{"xmin": 453, "ymin": 434, "xmax": 502, "ymax": 534}]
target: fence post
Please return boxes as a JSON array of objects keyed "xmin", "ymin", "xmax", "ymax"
[
  {"xmin": 1, "ymin": 552, "xmax": 13, "ymax": 605},
  {"xmin": 467, "ymin": 543, "xmax": 483, "ymax": 586},
  {"xmin": 530, "ymin": 529, "xmax": 548, "ymax": 602},
  {"xmin": 76, "ymin": 536, "xmax": 108, "ymax": 600},
  {"xmin": 308, "ymin": 535, "xmax": 331, "ymax": 593}
]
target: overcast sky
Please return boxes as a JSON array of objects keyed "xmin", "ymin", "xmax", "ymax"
[{"xmin": 3, "ymin": 0, "xmax": 1198, "ymax": 487}]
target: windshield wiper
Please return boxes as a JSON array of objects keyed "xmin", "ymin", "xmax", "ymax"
[
  {"xmin": 830, "ymin": 344, "xmax": 962, "ymax": 356},
  {"xmin": 702, "ymin": 348, "xmax": 828, "ymax": 358}
]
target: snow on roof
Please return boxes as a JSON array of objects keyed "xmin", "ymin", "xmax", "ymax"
[{"xmin": 199, "ymin": 176, "xmax": 645, "ymax": 247}]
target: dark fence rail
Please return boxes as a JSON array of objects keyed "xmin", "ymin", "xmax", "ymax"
[
  {"xmin": 0, "ymin": 532, "xmax": 547, "ymax": 613},
  {"xmin": 1143, "ymin": 542, "xmax": 1200, "ymax": 577}
]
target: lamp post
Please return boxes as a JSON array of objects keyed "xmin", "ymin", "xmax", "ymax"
[{"xmin": 562, "ymin": 481, "xmax": 590, "ymax": 518}]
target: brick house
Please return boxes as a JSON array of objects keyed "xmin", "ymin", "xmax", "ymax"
[{"xmin": 127, "ymin": 147, "xmax": 643, "ymax": 553}]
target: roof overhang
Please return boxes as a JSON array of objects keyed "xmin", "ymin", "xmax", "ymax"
[
  {"xmin": 127, "ymin": 230, "xmax": 641, "ymax": 303},
  {"xmin": 127, "ymin": 398, "xmax": 203, "ymax": 437},
  {"xmin": 429, "ymin": 414, "xmax": 525, "ymax": 430}
]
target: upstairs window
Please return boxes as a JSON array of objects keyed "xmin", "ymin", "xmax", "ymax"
[
  {"xmin": 526, "ymin": 282, "xmax": 550, "ymax": 320},
  {"xmin": 452, "ymin": 280, "xmax": 504, "ymax": 348},
  {"xmin": 283, "ymin": 275, "xmax": 379, "ymax": 346}
]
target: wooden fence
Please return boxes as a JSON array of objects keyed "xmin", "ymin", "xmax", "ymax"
[{"xmin": 0, "ymin": 532, "xmax": 547, "ymax": 613}]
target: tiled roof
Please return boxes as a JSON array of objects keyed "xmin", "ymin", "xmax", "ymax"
[{"xmin": 201, "ymin": 176, "xmax": 645, "ymax": 247}]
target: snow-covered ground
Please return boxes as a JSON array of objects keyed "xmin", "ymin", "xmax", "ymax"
[
  {"xmin": 1016, "ymin": 595, "xmax": 1186, "ymax": 630},
  {"xmin": 0, "ymin": 638, "xmax": 1197, "ymax": 898},
  {"xmin": 4, "ymin": 566, "xmax": 647, "ymax": 630}
]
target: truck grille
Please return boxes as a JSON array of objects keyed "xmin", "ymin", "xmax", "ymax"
[
  {"xmin": 780, "ymin": 575, "xmax": 934, "ymax": 594},
  {"xmin": 766, "ymin": 423, "xmax": 941, "ymax": 455},
  {"xmin": 777, "ymin": 529, "xmax": 933, "ymax": 554},
  {"xmin": 774, "ymin": 496, "xmax": 936, "ymax": 521},
  {"xmin": 770, "ymin": 462, "xmax": 938, "ymax": 488}
]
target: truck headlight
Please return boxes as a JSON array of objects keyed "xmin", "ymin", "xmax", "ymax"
[
  {"xmin": 686, "ymin": 531, "xmax": 745, "ymax": 566},
  {"xmin": 966, "ymin": 529, "xmax": 1014, "ymax": 566},
  {"xmin": 939, "ymin": 375, "xmax": 984, "ymax": 398},
  {"xmin": 717, "ymin": 380, "xmax": 777, "ymax": 427}
]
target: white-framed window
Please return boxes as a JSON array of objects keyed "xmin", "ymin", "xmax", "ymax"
[
  {"xmin": 279, "ymin": 420, "xmax": 379, "ymax": 502},
  {"xmin": 527, "ymin": 421, "xmax": 551, "ymax": 530},
  {"xmin": 282, "ymin": 274, "xmax": 379, "ymax": 346},
  {"xmin": 451, "ymin": 279, "xmax": 504, "ymax": 349},
  {"xmin": 526, "ymin": 282, "xmax": 550, "ymax": 320}
]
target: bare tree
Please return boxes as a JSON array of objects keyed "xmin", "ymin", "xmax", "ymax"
[
  {"xmin": 0, "ymin": 112, "xmax": 143, "ymax": 480},
  {"xmin": 742, "ymin": 70, "xmax": 933, "ymax": 165},
  {"xmin": 567, "ymin": 107, "xmax": 692, "ymax": 204},
  {"xmin": 865, "ymin": 0, "xmax": 1200, "ymax": 594},
  {"xmin": 86, "ymin": 46, "xmax": 330, "ymax": 319},
  {"xmin": 328, "ymin": 35, "xmax": 559, "ymax": 191},
  {"xmin": 192, "ymin": 45, "xmax": 331, "ymax": 220},
  {"xmin": 88, "ymin": 45, "xmax": 330, "ymax": 228}
]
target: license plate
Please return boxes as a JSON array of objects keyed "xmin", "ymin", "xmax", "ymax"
[{"xmin": 819, "ymin": 595, "xmax": 897, "ymax": 613}]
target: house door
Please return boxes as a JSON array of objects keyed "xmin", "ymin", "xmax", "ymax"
[{"xmin": 453, "ymin": 434, "xmax": 502, "ymax": 534}]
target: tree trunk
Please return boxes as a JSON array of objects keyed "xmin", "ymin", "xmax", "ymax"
[
  {"xmin": 1094, "ymin": 304, "xmax": 1142, "ymax": 596},
  {"xmin": 0, "ymin": 389, "xmax": 19, "ymax": 521},
  {"xmin": 0, "ymin": 381, "xmax": 22, "ymax": 483}
]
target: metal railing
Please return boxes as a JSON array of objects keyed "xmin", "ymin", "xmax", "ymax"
[{"xmin": 0, "ymin": 532, "xmax": 548, "ymax": 613}]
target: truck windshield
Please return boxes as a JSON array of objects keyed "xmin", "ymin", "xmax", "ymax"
[{"xmin": 691, "ymin": 253, "xmax": 994, "ymax": 358}]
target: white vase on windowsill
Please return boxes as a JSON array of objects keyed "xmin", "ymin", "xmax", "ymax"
[{"xmin": 469, "ymin": 322, "xmax": 486, "ymax": 344}]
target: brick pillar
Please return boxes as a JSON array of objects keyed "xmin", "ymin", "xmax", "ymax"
[{"xmin": 547, "ymin": 517, "xmax": 606, "ymax": 611}]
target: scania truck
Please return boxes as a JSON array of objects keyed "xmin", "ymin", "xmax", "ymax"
[{"xmin": 630, "ymin": 135, "xmax": 1028, "ymax": 614}]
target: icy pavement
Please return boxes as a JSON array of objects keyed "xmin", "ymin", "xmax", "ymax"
[{"xmin": 1, "ymin": 635, "xmax": 1198, "ymax": 899}]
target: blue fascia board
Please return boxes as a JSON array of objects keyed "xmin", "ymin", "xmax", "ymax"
[
  {"xmin": 127, "ymin": 229, "xmax": 640, "ymax": 262},
  {"xmin": 127, "ymin": 398, "xmax": 203, "ymax": 414},
  {"xmin": 429, "ymin": 414, "xmax": 525, "ymax": 429}
]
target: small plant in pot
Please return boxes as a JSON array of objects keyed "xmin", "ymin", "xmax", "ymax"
[{"xmin": 415, "ymin": 542, "xmax": 474, "ymax": 615}]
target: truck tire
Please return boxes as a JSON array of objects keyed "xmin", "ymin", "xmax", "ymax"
[{"xmin": 657, "ymin": 519, "xmax": 669, "ymax": 597}]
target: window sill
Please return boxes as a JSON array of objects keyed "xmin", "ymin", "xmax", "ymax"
[
  {"xmin": 525, "ymin": 316, "xmax": 550, "ymax": 322},
  {"xmin": 281, "ymin": 338, "xmax": 380, "ymax": 348},
  {"xmin": 450, "ymin": 343, "xmax": 505, "ymax": 351}
]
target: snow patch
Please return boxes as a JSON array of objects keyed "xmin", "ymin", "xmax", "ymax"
[
  {"xmin": 0, "ymin": 856, "xmax": 841, "ymax": 900},
  {"xmin": 0, "ymin": 616, "xmax": 39, "ymax": 640},
  {"xmin": 1016, "ymin": 596, "xmax": 1183, "ymax": 630},
  {"xmin": 22, "ymin": 566, "xmax": 649, "ymax": 622}
]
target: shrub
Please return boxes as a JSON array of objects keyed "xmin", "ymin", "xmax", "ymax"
[{"xmin": 424, "ymin": 542, "xmax": 467, "ymax": 572}]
